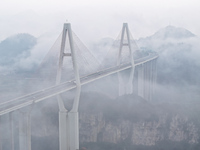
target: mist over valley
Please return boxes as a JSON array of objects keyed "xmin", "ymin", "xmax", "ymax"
[{"xmin": 0, "ymin": 24, "xmax": 200, "ymax": 150}]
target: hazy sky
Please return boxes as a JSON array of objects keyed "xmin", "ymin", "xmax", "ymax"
[{"xmin": 0, "ymin": 0, "xmax": 200, "ymax": 46}]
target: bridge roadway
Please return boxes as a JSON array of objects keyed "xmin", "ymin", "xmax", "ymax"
[{"xmin": 0, "ymin": 53, "xmax": 158, "ymax": 115}]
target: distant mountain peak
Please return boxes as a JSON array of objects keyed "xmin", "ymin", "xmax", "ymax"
[
  {"xmin": 0, "ymin": 33, "xmax": 37, "ymax": 66},
  {"xmin": 151, "ymin": 25, "xmax": 195, "ymax": 39}
]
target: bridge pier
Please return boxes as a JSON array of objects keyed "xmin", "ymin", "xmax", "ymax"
[
  {"xmin": 127, "ymin": 68, "xmax": 135, "ymax": 94},
  {"xmin": 0, "ymin": 116, "xmax": 2, "ymax": 150},
  {"xmin": 148, "ymin": 61, "xmax": 153, "ymax": 101},
  {"xmin": 153, "ymin": 59, "xmax": 157, "ymax": 96},
  {"xmin": 150, "ymin": 60, "xmax": 155, "ymax": 101},
  {"xmin": 118, "ymin": 67, "xmax": 135, "ymax": 96},
  {"xmin": 144, "ymin": 63, "xmax": 147, "ymax": 99},
  {"xmin": 59, "ymin": 110, "xmax": 70, "ymax": 150},
  {"xmin": 18, "ymin": 105, "xmax": 33, "ymax": 150},
  {"xmin": 19, "ymin": 111, "xmax": 32, "ymax": 150},
  {"xmin": 68, "ymin": 112, "xmax": 79, "ymax": 150},
  {"xmin": 137, "ymin": 58, "xmax": 157, "ymax": 101},
  {"xmin": 58, "ymin": 99, "xmax": 80, "ymax": 150},
  {"xmin": 137, "ymin": 64, "xmax": 144, "ymax": 98},
  {"xmin": 9, "ymin": 112, "xmax": 15, "ymax": 150},
  {"xmin": 144, "ymin": 62, "xmax": 151, "ymax": 100},
  {"xmin": 118, "ymin": 72, "xmax": 126, "ymax": 96},
  {"xmin": 19, "ymin": 113, "xmax": 27, "ymax": 150}
]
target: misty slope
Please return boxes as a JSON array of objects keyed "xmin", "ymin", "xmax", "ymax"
[
  {"xmin": 0, "ymin": 34, "xmax": 37, "ymax": 100},
  {"xmin": 90, "ymin": 37, "xmax": 114, "ymax": 63},
  {"xmin": 149, "ymin": 25, "xmax": 195, "ymax": 40},
  {"xmin": 31, "ymin": 91, "xmax": 200, "ymax": 150},
  {"xmin": 0, "ymin": 33, "xmax": 37, "ymax": 68},
  {"xmin": 1, "ymin": 26, "xmax": 200, "ymax": 150},
  {"xmin": 138, "ymin": 25, "xmax": 195, "ymax": 52},
  {"xmin": 137, "ymin": 25, "xmax": 200, "ymax": 86}
]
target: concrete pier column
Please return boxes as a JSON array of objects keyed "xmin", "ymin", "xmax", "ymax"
[
  {"xmin": 59, "ymin": 111, "xmax": 70, "ymax": 150},
  {"xmin": 126, "ymin": 67, "xmax": 134, "ymax": 95},
  {"xmin": 0, "ymin": 116, "xmax": 2, "ymax": 150},
  {"xmin": 137, "ymin": 64, "xmax": 144, "ymax": 98},
  {"xmin": 149, "ymin": 61, "xmax": 153, "ymax": 101},
  {"xmin": 118, "ymin": 72, "xmax": 126, "ymax": 96},
  {"xmin": 143, "ymin": 63, "xmax": 147, "ymax": 100},
  {"xmin": 9, "ymin": 112, "xmax": 14, "ymax": 150},
  {"xmin": 118, "ymin": 66, "xmax": 135, "ymax": 96},
  {"xmin": 150, "ymin": 60, "xmax": 155, "ymax": 101},
  {"xmin": 68, "ymin": 112, "xmax": 79, "ymax": 150},
  {"xmin": 152, "ymin": 59, "xmax": 157, "ymax": 95},
  {"xmin": 146, "ymin": 62, "xmax": 151, "ymax": 101},
  {"xmin": 27, "ymin": 113, "xmax": 32, "ymax": 150},
  {"xmin": 19, "ymin": 113, "xmax": 27, "ymax": 150},
  {"xmin": 19, "ymin": 111, "xmax": 32, "ymax": 150}
]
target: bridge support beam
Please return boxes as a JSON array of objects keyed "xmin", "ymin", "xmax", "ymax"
[
  {"xmin": 127, "ymin": 68, "xmax": 134, "ymax": 94},
  {"xmin": 0, "ymin": 117, "xmax": 2, "ymax": 150},
  {"xmin": 118, "ymin": 67, "xmax": 134, "ymax": 96},
  {"xmin": 145, "ymin": 59, "xmax": 157, "ymax": 101},
  {"xmin": 68, "ymin": 112, "xmax": 79, "ymax": 150},
  {"xmin": 144, "ymin": 63, "xmax": 148, "ymax": 100},
  {"xmin": 58, "ymin": 98, "xmax": 80, "ymax": 150},
  {"xmin": 148, "ymin": 61, "xmax": 153, "ymax": 101},
  {"xmin": 137, "ymin": 59, "xmax": 157, "ymax": 101},
  {"xmin": 9, "ymin": 112, "xmax": 15, "ymax": 150},
  {"xmin": 19, "ymin": 112, "xmax": 32, "ymax": 150},
  {"xmin": 149, "ymin": 60, "xmax": 154, "ymax": 101},
  {"xmin": 59, "ymin": 110, "xmax": 70, "ymax": 150},
  {"xmin": 19, "ymin": 113, "xmax": 27, "ymax": 150},
  {"xmin": 58, "ymin": 111, "xmax": 79, "ymax": 150},
  {"xmin": 118, "ymin": 72, "xmax": 126, "ymax": 96},
  {"xmin": 137, "ymin": 64, "xmax": 144, "ymax": 98},
  {"xmin": 152, "ymin": 59, "xmax": 157, "ymax": 97}
]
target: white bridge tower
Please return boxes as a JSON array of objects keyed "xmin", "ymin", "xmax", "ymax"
[{"xmin": 56, "ymin": 23, "xmax": 81, "ymax": 150}]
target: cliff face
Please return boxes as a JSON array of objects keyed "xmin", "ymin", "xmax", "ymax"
[
  {"xmin": 79, "ymin": 112, "xmax": 199, "ymax": 146},
  {"xmin": 30, "ymin": 92, "xmax": 200, "ymax": 150}
]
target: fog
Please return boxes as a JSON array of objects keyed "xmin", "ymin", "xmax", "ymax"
[
  {"xmin": 1, "ymin": 0, "xmax": 200, "ymax": 44},
  {"xmin": 1, "ymin": 0, "xmax": 200, "ymax": 73},
  {"xmin": 1, "ymin": 0, "xmax": 200, "ymax": 150}
]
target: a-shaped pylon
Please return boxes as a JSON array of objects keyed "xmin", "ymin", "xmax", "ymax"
[
  {"xmin": 56, "ymin": 23, "xmax": 81, "ymax": 150},
  {"xmin": 117, "ymin": 23, "xmax": 135, "ymax": 96}
]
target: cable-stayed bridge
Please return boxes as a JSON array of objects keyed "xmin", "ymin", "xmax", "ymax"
[{"xmin": 0, "ymin": 23, "xmax": 158, "ymax": 150}]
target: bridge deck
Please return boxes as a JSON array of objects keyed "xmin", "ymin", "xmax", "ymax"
[{"xmin": 0, "ymin": 53, "xmax": 158, "ymax": 115}]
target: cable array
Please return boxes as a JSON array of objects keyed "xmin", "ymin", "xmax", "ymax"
[
  {"xmin": 100, "ymin": 28, "xmax": 139, "ymax": 70},
  {"xmin": 37, "ymin": 29, "xmax": 101, "ymax": 82}
]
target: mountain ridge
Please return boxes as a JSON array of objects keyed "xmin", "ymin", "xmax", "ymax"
[{"xmin": 139, "ymin": 25, "xmax": 195, "ymax": 41}]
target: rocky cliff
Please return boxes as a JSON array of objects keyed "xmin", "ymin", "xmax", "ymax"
[
  {"xmin": 77, "ymin": 93, "xmax": 200, "ymax": 149},
  {"xmin": 79, "ymin": 111, "xmax": 198, "ymax": 146},
  {"xmin": 30, "ymin": 92, "xmax": 200, "ymax": 150}
]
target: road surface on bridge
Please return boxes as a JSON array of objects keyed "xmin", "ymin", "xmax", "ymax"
[{"xmin": 0, "ymin": 53, "xmax": 158, "ymax": 115}]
